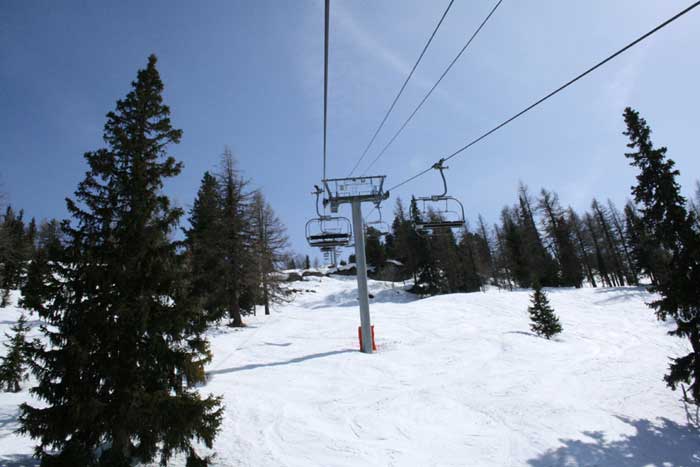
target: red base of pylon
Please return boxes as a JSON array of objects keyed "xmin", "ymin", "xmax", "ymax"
[{"xmin": 358, "ymin": 325, "xmax": 377, "ymax": 351}]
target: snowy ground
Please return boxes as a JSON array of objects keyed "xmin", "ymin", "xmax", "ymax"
[{"xmin": 0, "ymin": 276, "xmax": 697, "ymax": 466}]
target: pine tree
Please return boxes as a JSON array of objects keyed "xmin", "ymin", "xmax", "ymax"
[
  {"xmin": 19, "ymin": 55, "xmax": 222, "ymax": 466},
  {"xmin": 0, "ymin": 313, "xmax": 30, "ymax": 392},
  {"xmin": 528, "ymin": 284, "xmax": 562, "ymax": 339},
  {"xmin": 623, "ymin": 107, "xmax": 700, "ymax": 403}
]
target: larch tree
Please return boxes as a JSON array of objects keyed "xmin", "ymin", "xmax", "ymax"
[
  {"xmin": 250, "ymin": 191, "xmax": 289, "ymax": 315},
  {"xmin": 607, "ymin": 199, "xmax": 638, "ymax": 285},
  {"xmin": 591, "ymin": 198, "xmax": 627, "ymax": 286},
  {"xmin": 539, "ymin": 189, "xmax": 583, "ymax": 288},
  {"xmin": 584, "ymin": 212, "xmax": 613, "ymax": 287},
  {"xmin": 19, "ymin": 55, "xmax": 222, "ymax": 466},
  {"xmin": 568, "ymin": 208, "xmax": 597, "ymax": 287}
]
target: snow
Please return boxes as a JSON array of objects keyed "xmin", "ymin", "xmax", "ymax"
[{"xmin": 0, "ymin": 278, "xmax": 696, "ymax": 467}]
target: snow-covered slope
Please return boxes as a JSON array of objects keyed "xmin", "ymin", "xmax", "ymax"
[{"xmin": 0, "ymin": 278, "xmax": 695, "ymax": 466}]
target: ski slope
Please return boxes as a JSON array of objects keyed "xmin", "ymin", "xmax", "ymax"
[{"xmin": 0, "ymin": 276, "xmax": 697, "ymax": 466}]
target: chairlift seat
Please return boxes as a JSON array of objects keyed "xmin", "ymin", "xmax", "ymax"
[
  {"xmin": 309, "ymin": 233, "xmax": 351, "ymax": 240},
  {"xmin": 416, "ymin": 220, "xmax": 465, "ymax": 229},
  {"xmin": 306, "ymin": 216, "xmax": 353, "ymax": 248}
]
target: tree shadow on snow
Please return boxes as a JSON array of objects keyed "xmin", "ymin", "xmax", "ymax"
[
  {"xmin": 503, "ymin": 331, "xmax": 539, "ymax": 338},
  {"xmin": 592, "ymin": 286, "xmax": 652, "ymax": 305},
  {"xmin": 207, "ymin": 349, "xmax": 356, "ymax": 377},
  {"xmin": 0, "ymin": 408, "xmax": 38, "ymax": 467},
  {"xmin": 0, "ymin": 407, "xmax": 21, "ymax": 432},
  {"xmin": 0, "ymin": 454, "xmax": 39, "ymax": 467},
  {"xmin": 527, "ymin": 416, "xmax": 700, "ymax": 467},
  {"xmin": 307, "ymin": 287, "xmax": 418, "ymax": 310}
]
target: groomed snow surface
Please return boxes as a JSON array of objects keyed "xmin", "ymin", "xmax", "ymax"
[{"xmin": 0, "ymin": 276, "xmax": 697, "ymax": 466}]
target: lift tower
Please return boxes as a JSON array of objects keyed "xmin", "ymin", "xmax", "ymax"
[{"xmin": 323, "ymin": 176, "xmax": 388, "ymax": 353}]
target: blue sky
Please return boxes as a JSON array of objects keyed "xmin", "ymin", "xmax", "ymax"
[{"xmin": 1, "ymin": 0, "xmax": 699, "ymax": 259}]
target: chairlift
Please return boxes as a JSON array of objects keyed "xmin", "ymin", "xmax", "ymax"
[
  {"xmin": 413, "ymin": 159, "xmax": 466, "ymax": 236},
  {"xmin": 305, "ymin": 185, "xmax": 352, "ymax": 248},
  {"xmin": 365, "ymin": 202, "xmax": 390, "ymax": 237}
]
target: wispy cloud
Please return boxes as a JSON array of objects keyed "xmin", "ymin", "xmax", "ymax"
[
  {"xmin": 331, "ymin": 1, "xmax": 437, "ymax": 92},
  {"xmin": 600, "ymin": 46, "xmax": 647, "ymax": 115}
]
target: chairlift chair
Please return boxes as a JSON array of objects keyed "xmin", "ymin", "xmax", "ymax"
[
  {"xmin": 365, "ymin": 202, "xmax": 390, "ymax": 237},
  {"xmin": 413, "ymin": 159, "xmax": 466, "ymax": 236},
  {"xmin": 305, "ymin": 185, "xmax": 353, "ymax": 248}
]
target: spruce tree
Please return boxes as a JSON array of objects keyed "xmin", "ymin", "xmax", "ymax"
[
  {"xmin": 475, "ymin": 215, "xmax": 495, "ymax": 284},
  {"xmin": 457, "ymin": 230, "xmax": 483, "ymax": 292},
  {"xmin": 217, "ymin": 148, "xmax": 253, "ymax": 325},
  {"xmin": 528, "ymin": 284, "xmax": 562, "ymax": 339},
  {"xmin": 19, "ymin": 55, "xmax": 222, "ymax": 466},
  {"xmin": 0, "ymin": 313, "xmax": 30, "ymax": 392},
  {"xmin": 517, "ymin": 184, "xmax": 559, "ymax": 286},
  {"xmin": 493, "ymin": 224, "xmax": 514, "ymax": 290},
  {"xmin": 501, "ymin": 206, "xmax": 529, "ymax": 287},
  {"xmin": 392, "ymin": 198, "xmax": 421, "ymax": 283},
  {"xmin": 364, "ymin": 226, "xmax": 386, "ymax": 269},
  {"xmin": 186, "ymin": 172, "xmax": 227, "ymax": 324},
  {"xmin": 0, "ymin": 206, "xmax": 30, "ymax": 303},
  {"xmin": 623, "ymin": 107, "xmax": 700, "ymax": 403}
]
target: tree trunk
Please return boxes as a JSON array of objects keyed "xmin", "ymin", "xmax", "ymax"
[
  {"xmin": 229, "ymin": 292, "xmax": 244, "ymax": 327},
  {"xmin": 263, "ymin": 277, "xmax": 270, "ymax": 315}
]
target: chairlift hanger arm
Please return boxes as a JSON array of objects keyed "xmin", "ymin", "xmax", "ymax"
[
  {"xmin": 312, "ymin": 185, "xmax": 328, "ymax": 219},
  {"xmin": 432, "ymin": 159, "xmax": 448, "ymax": 199}
]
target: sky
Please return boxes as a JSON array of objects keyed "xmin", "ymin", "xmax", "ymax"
[{"xmin": 1, "ymin": 0, "xmax": 699, "ymax": 260}]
